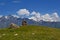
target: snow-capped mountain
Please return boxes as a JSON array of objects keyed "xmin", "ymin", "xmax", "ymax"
[{"xmin": 0, "ymin": 15, "xmax": 60, "ymax": 28}]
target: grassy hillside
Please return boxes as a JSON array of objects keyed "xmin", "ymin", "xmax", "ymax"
[{"xmin": 0, "ymin": 25, "xmax": 60, "ymax": 40}]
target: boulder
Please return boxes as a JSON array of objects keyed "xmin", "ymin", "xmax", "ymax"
[{"xmin": 9, "ymin": 23, "xmax": 19, "ymax": 29}]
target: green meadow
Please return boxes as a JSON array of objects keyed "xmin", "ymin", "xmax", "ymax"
[{"xmin": 0, "ymin": 25, "xmax": 60, "ymax": 40}]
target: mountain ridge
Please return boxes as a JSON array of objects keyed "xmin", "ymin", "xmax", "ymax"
[{"xmin": 0, "ymin": 15, "xmax": 60, "ymax": 28}]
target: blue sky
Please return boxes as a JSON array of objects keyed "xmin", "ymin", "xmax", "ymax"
[{"xmin": 0, "ymin": 0, "xmax": 60, "ymax": 15}]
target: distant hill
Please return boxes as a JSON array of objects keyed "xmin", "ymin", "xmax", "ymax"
[
  {"xmin": 0, "ymin": 25, "xmax": 60, "ymax": 40},
  {"xmin": 0, "ymin": 15, "xmax": 60, "ymax": 28}
]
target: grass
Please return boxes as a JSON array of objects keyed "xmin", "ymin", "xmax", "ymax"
[{"xmin": 0, "ymin": 25, "xmax": 60, "ymax": 40}]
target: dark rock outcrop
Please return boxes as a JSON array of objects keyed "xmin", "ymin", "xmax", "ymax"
[{"xmin": 22, "ymin": 20, "xmax": 27, "ymax": 26}]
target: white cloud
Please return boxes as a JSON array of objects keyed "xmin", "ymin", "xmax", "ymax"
[
  {"xmin": 17, "ymin": 9, "xmax": 60, "ymax": 22},
  {"xmin": 29, "ymin": 12, "xmax": 60, "ymax": 22},
  {"xmin": 17, "ymin": 9, "xmax": 30, "ymax": 18},
  {"xmin": 41, "ymin": 14, "xmax": 53, "ymax": 22},
  {"xmin": 52, "ymin": 12, "xmax": 59, "ymax": 18},
  {"xmin": 29, "ymin": 16, "xmax": 37, "ymax": 21},
  {"xmin": 29, "ymin": 11, "xmax": 41, "ymax": 21},
  {"xmin": 12, "ymin": 1, "xmax": 20, "ymax": 3},
  {"xmin": 12, "ymin": 15, "xmax": 19, "ymax": 18},
  {"xmin": 51, "ymin": 12, "xmax": 59, "ymax": 22},
  {"xmin": 0, "ymin": 15, "xmax": 3, "ymax": 18}
]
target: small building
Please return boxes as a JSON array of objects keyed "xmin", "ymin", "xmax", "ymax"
[{"xmin": 22, "ymin": 20, "xmax": 27, "ymax": 26}]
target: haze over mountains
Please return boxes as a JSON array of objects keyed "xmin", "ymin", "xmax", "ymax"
[{"xmin": 0, "ymin": 15, "xmax": 60, "ymax": 28}]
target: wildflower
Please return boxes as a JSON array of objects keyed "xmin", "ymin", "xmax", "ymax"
[
  {"xmin": 14, "ymin": 33, "xmax": 18, "ymax": 36},
  {"xmin": 32, "ymin": 33, "xmax": 35, "ymax": 35},
  {"xmin": 2, "ymin": 34, "xmax": 6, "ymax": 36},
  {"xmin": 0, "ymin": 36, "xmax": 2, "ymax": 38}
]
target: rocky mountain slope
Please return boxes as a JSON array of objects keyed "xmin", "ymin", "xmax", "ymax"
[{"xmin": 0, "ymin": 15, "xmax": 60, "ymax": 28}]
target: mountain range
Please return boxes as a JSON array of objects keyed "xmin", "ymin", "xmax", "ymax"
[{"xmin": 0, "ymin": 15, "xmax": 60, "ymax": 28}]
